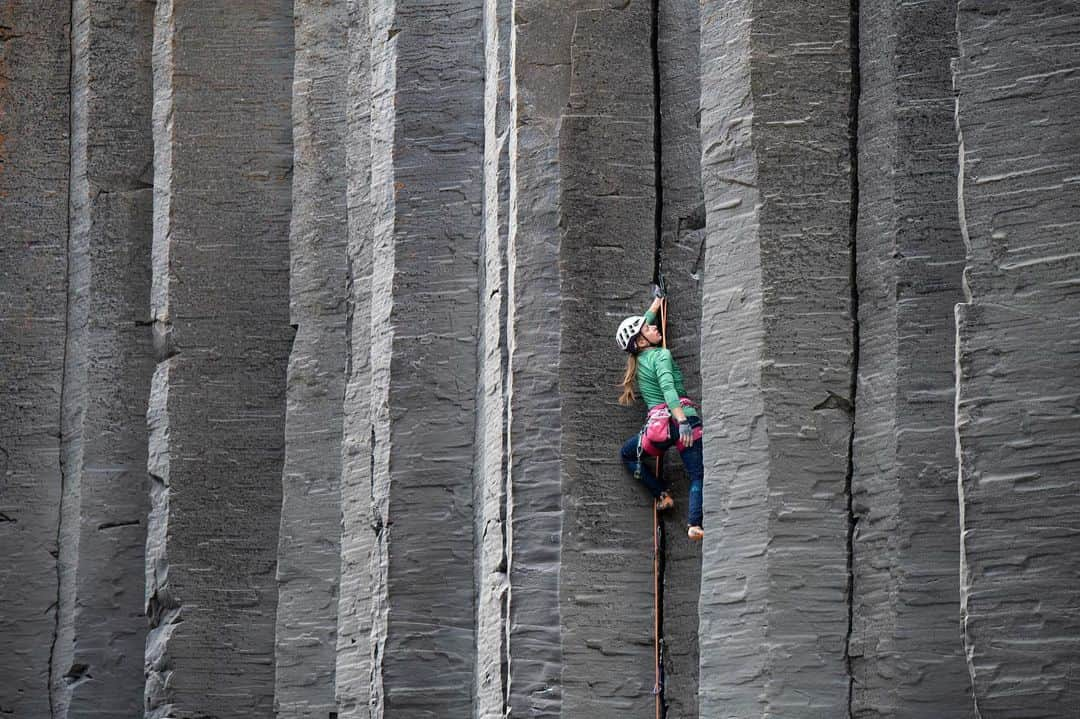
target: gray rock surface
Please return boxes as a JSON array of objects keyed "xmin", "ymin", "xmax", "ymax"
[
  {"xmin": 2, "ymin": 3, "xmax": 1080, "ymax": 717},
  {"xmin": 503, "ymin": 3, "xmax": 569, "ymax": 716},
  {"xmin": 474, "ymin": 0, "xmax": 513, "ymax": 716},
  {"xmin": 849, "ymin": 1, "xmax": 972, "ymax": 716},
  {"xmin": 558, "ymin": 4, "xmax": 658, "ymax": 717},
  {"xmin": 954, "ymin": 3, "xmax": 1080, "ymax": 715},
  {"xmin": 697, "ymin": 0, "xmax": 855, "ymax": 715},
  {"xmin": 145, "ymin": 1, "xmax": 293, "ymax": 715},
  {"xmin": 274, "ymin": 1, "xmax": 348, "ymax": 716},
  {"xmin": 336, "ymin": 1, "xmax": 375, "ymax": 717},
  {"xmin": 656, "ymin": 1, "xmax": 704, "ymax": 716},
  {"xmin": 364, "ymin": 1, "xmax": 484, "ymax": 716},
  {"xmin": 0, "ymin": 3, "xmax": 71, "ymax": 716},
  {"xmin": 63, "ymin": 2, "xmax": 154, "ymax": 716}
]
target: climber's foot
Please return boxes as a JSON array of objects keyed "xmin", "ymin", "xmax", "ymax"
[
  {"xmin": 688, "ymin": 525, "xmax": 704, "ymax": 542},
  {"xmin": 655, "ymin": 493, "xmax": 674, "ymax": 512}
]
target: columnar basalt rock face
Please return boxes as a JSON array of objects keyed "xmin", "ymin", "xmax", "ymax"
[
  {"xmin": 364, "ymin": 2, "xmax": 485, "ymax": 716},
  {"xmin": 558, "ymin": 3, "xmax": 658, "ymax": 717},
  {"xmin": 954, "ymin": 3, "xmax": 1080, "ymax": 715},
  {"xmin": 850, "ymin": 1, "xmax": 972, "ymax": 716},
  {"xmin": 503, "ymin": 2, "xmax": 569, "ymax": 715},
  {"xmin": 335, "ymin": 1, "xmax": 375, "ymax": 718},
  {"xmin": 64, "ymin": 1, "xmax": 155, "ymax": 716},
  {"xmin": 145, "ymin": 1, "xmax": 294, "ymax": 715},
  {"xmin": 697, "ymin": 0, "xmax": 856, "ymax": 716},
  {"xmin": 0, "ymin": 2, "xmax": 71, "ymax": 716},
  {"xmin": 274, "ymin": 1, "xmax": 349, "ymax": 716},
  {"xmin": 3, "ymin": 3, "xmax": 1080, "ymax": 718}
]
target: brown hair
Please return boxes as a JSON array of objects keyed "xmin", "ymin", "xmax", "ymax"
[{"xmin": 618, "ymin": 352, "xmax": 638, "ymax": 406}]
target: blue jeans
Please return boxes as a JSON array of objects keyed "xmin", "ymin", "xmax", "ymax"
[{"xmin": 620, "ymin": 415, "xmax": 703, "ymax": 527}]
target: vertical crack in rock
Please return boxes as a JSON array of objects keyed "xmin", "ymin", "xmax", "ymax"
[
  {"xmin": 844, "ymin": 2, "xmax": 860, "ymax": 717},
  {"xmin": 649, "ymin": 0, "xmax": 667, "ymax": 716},
  {"xmin": 952, "ymin": 18, "xmax": 978, "ymax": 712},
  {"xmin": 651, "ymin": 0, "xmax": 664, "ymax": 289}
]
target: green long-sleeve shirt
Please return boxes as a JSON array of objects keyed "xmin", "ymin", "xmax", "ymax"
[{"xmin": 636, "ymin": 309, "xmax": 698, "ymax": 417}]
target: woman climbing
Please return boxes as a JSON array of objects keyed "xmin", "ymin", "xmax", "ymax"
[{"xmin": 616, "ymin": 289, "xmax": 704, "ymax": 542}]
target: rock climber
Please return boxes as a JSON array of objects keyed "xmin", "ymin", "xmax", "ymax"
[{"xmin": 616, "ymin": 287, "xmax": 704, "ymax": 542}]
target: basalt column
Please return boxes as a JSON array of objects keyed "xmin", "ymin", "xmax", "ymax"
[
  {"xmin": 954, "ymin": 3, "xmax": 1080, "ymax": 714},
  {"xmin": 274, "ymin": 1, "xmax": 349, "ymax": 716},
  {"xmin": 363, "ymin": 1, "xmax": 484, "ymax": 716},
  {"xmin": 503, "ymin": 1, "xmax": 568, "ymax": 715},
  {"xmin": 474, "ymin": 0, "xmax": 513, "ymax": 716},
  {"xmin": 0, "ymin": 3, "xmax": 71, "ymax": 716},
  {"xmin": 558, "ymin": 3, "xmax": 658, "ymax": 717},
  {"xmin": 336, "ymin": 0, "xmax": 374, "ymax": 717},
  {"xmin": 849, "ymin": 1, "xmax": 971, "ymax": 716},
  {"xmin": 697, "ymin": 0, "xmax": 856, "ymax": 716},
  {"xmin": 144, "ymin": 2, "xmax": 293, "ymax": 716},
  {"xmin": 63, "ymin": 1, "xmax": 155, "ymax": 716}
]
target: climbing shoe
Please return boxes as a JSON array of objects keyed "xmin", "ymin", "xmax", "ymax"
[
  {"xmin": 655, "ymin": 493, "xmax": 674, "ymax": 512},
  {"xmin": 688, "ymin": 525, "xmax": 704, "ymax": 542}
]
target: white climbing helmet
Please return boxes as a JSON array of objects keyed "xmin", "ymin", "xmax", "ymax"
[{"xmin": 616, "ymin": 315, "xmax": 646, "ymax": 352}]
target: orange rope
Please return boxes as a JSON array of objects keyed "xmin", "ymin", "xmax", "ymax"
[{"xmin": 652, "ymin": 297, "xmax": 668, "ymax": 718}]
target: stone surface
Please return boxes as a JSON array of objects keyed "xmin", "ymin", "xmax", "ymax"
[
  {"xmin": 0, "ymin": 3, "xmax": 71, "ymax": 716},
  {"xmin": 364, "ymin": 1, "xmax": 484, "ymax": 716},
  {"xmin": 697, "ymin": 0, "xmax": 855, "ymax": 716},
  {"xmin": 954, "ymin": 3, "xmax": 1080, "ymax": 715},
  {"xmin": 656, "ymin": 0, "xmax": 704, "ymax": 716},
  {"xmin": 558, "ymin": 4, "xmax": 658, "ymax": 718},
  {"xmin": 335, "ymin": 1, "xmax": 375, "ymax": 717},
  {"xmin": 274, "ymin": 1, "xmax": 348, "ymax": 716},
  {"xmin": 849, "ymin": 1, "xmax": 972, "ymax": 716},
  {"xmin": 503, "ymin": 2, "xmax": 570, "ymax": 716},
  {"xmin": 145, "ymin": 1, "xmax": 293, "ymax": 716},
  {"xmin": 474, "ymin": 0, "xmax": 513, "ymax": 716},
  {"xmin": 3, "ymin": 3, "xmax": 1080, "ymax": 717},
  {"xmin": 63, "ymin": 2, "xmax": 155, "ymax": 716}
]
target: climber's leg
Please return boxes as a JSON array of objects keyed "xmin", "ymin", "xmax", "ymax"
[
  {"xmin": 620, "ymin": 434, "xmax": 665, "ymax": 498},
  {"xmin": 677, "ymin": 418, "xmax": 704, "ymax": 528}
]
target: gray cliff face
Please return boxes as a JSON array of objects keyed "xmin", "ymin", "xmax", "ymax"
[
  {"xmin": 274, "ymin": 1, "xmax": 349, "ymax": 716},
  {"xmin": 1, "ymin": 2, "xmax": 1078, "ymax": 718},
  {"xmin": 851, "ymin": 1, "xmax": 971, "ymax": 716},
  {"xmin": 954, "ymin": 3, "xmax": 1080, "ymax": 715}
]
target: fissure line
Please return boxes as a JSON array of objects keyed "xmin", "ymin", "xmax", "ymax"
[{"xmin": 843, "ymin": 0, "xmax": 861, "ymax": 717}]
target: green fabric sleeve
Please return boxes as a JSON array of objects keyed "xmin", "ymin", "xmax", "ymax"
[
  {"xmin": 643, "ymin": 308, "xmax": 656, "ymax": 324},
  {"xmin": 654, "ymin": 349, "xmax": 682, "ymax": 411}
]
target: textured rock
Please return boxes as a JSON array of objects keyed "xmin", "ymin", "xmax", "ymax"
[
  {"xmin": 274, "ymin": 1, "xmax": 348, "ymax": 716},
  {"xmin": 335, "ymin": 1, "xmax": 375, "ymax": 717},
  {"xmin": 656, "ymin": 0, "xmax": 704, "ymax": 716},
  {"xmin": 558, "ymin": 4, "xmax": 658, "ymax": 717},
  {"xmin": 849, "ymin": 1, "xmax": 972, "ymax": 716},
  {"xmin": 503, "ymin": 2, "xmax": 570, "ymax": 715},
  {"xmin": 474, "ymin": 0, "xmax": 513, "ymax": 716},
  {"xmin": 145, "ymin": 1, "xmax": 293, "ymax": 715},
  {"xmin": 954, "ymin": 3, "xmax": 1080, "ymax": 715},
  {"xmin": 697, "ymin": 0, "xmax": 856, "ymax": 716},
  {"xmin": 0, "ymin": 3, "xmax": 70, "ymax": 716},
  {"xmin": 62, "ymin": 1, "xmax": 154, "ymax": 716},
  {"xmin": 364, "ymin": 1, "xmax": 484, "ymax": 716}
]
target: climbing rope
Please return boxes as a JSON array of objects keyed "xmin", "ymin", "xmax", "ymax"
[{"xmin": 651, "ymin": 295, "xmax": 669, "ymax": 719}]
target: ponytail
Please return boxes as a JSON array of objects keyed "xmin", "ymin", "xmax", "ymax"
[{"xmin": 618, "ymin": 353, "xmax": 638, "ymax": 406}]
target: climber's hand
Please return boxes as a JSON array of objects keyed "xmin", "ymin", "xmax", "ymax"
[
  {"xmin": 652, "ymin": 283, "xmax": 665, "ymax": 299},
  {"xmin": 678, "ymin": 421, "xmax": 694, "ymax": 448}
]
